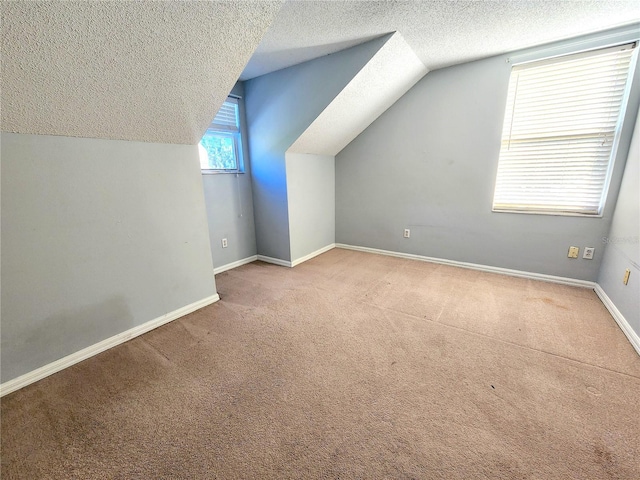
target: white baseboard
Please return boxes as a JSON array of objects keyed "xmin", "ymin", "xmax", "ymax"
[
  {"xmin": 256, "ymin": 245, "xmax": 336, "ymax": 269},
  {"xmin": 0, "ymin": 293, "xmax": 220, "ymax": 397},
  {"xmin": 335, "ymin": 243, "xmax": 596, "ymax": 289},
  {"xmin": 256, "ymin": 255, "xmax": 292, "ymax": 268},
  {"xmin": 291, "ymin": 243, "xmax": 336, "ymax": 267},
  {"xmin": 213, "ymin": 255, "xmax": 258, "ymax": 275},
  {"xmin": 594, "ymin": 285, "xmax": 640, "ymax": 356}
]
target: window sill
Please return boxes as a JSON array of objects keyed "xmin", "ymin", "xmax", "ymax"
[
  {"xmin": 201, "ymin": 170, "xmax": 245, "ymax": 175},
  {"xmin": 492, "ymin": 208, "xmax": 602, "ymax": 218}
]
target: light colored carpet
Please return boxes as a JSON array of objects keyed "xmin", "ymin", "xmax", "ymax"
[{"xmin": 2, "ymin": 248, "xmax": 639, "ymax": 479}]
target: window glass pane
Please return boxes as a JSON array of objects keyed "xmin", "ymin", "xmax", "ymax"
[{"xmin": 199, "ymin": 132, "xmax": 238, "ymax": 170}]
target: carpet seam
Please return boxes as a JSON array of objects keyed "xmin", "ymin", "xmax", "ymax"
[{"xmin": 365, "ymin": 302, "xmax": 640, "ymax": 381}]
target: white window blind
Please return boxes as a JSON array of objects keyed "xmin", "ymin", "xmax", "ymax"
[
  {"xmin": 209, "ymin": 98, "xmax": 240, "ymax": 132},
  {"xmin": 493, "ymin": 42, "xmax": 637, "ymax": 215}
]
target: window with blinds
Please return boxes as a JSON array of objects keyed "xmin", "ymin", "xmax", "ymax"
[
  {"xmin": 209, "ymin": 99, "xmax": 240, "ymax": 131},
  {"xmin": 199, "ymin": 97, "xmax": 244, "ymax": 172},
  {"xmin": 493, "ymin": 42, "xmax": 637, "ymax": 215}
]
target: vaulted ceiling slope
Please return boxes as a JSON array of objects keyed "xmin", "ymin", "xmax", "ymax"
[
  {"xmin": 289, "ymin": 32, "xmax": 427, "ymax": 156},
  {"xmin": 1, "ymin": 1, "xmax": 283, "ymax": 144},
  {"xmin": 241, "ymin": 0, "xmax": 640, "ymax": 80}
]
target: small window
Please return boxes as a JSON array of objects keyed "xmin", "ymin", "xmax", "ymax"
[
  {"xmin": 493, "ymin": 42, "xmax": 637, "ymax": 216},
  {"xmin": 199, "ymin": 97, "xmax": 244, "ymax": 173}
]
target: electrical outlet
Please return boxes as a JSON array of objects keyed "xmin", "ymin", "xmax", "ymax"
[
  {"xmin": 583, "ymin": 247, "xmax": 595, "ymax": 260},
  {"xmin": 403, "ymin": 229, "xmax": 410, "ymax": 238},
  {"xmin": 221, "ymin": 238, "xmax": 228, "ymax": 248},
  {"xmin": 623, "ymin": 269, "xmax": 630, "ymax": 285},
  {"xmin": 568, "ymin": 246, "xmax": 579, "ymax": 259}
]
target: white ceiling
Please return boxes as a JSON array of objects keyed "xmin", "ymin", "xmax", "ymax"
[
  {"xmin": 3, "ymin": 1, "xmax": 639, "ymax": 146},
  {"xmin": 1, "ymin": 1, "xmax": 282, "ymax": 144},
  {"xmin": 241, "ymin": 0, "xmax": 640, "ymax": 80}
]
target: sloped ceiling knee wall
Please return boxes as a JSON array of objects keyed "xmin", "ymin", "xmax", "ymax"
[
  {"xmin": 1, "ymin": 1, "xmax": 283, "ymax": 144},
  {"xmin": 245, "ymin": 32, "xmax": 428, "ymax": 263},
  {"xmin": 289, "ymin": 32, "xmax": 428, "ymax": 156}
]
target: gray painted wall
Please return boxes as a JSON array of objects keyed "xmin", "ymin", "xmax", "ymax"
[
  {"xmin": 201, "ymin": 82, "xmax": 257, "ymax": 269},
  {"xmin": 244, "ymin": 36, "xmax": 388, "ymax": 261},
  {"xmin": 1, "ymin": 133, "xmax": 217, "ymax": 382},
  {"xmin": 286, "ymin": 153, "xmax": 335, "ymax": 262},
  {"xmin": 336, "ymin": 28, "xmax": 640, "ymax": 281},
  {"xmin": 598, "ymin": 108, "xmax": 640, "ymax": 337},
  {"xmin": 202, "ymin": 173, "xmax": 257, "ymax": 268}
]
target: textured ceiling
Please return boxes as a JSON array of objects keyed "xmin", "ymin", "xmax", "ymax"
[
  {"xmin": 241, "ymin": 0, "xmax": 640, "ymax": 80},
  {"xmin": 1, "ymin": 1, "xmax": 283, "ymax": 144},
  {"xmin": 289, "ymin": 33, "xmax": 427, "ymax": 156},
  {"xmin": 5, "ymin": 1, "xmax": 638, "ymax": 145}
]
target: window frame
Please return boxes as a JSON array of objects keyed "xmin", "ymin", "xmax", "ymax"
[
  {"xmin": 491, "ymin": 40, "xmax": 639, "ymax": 217},
  {"xmin": 199, "ymin": 95, "xmax": 246, "ymax": 175}
]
